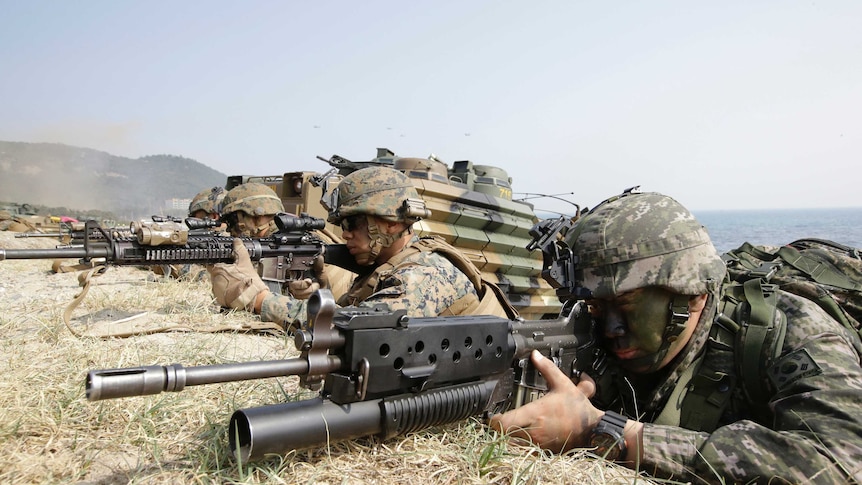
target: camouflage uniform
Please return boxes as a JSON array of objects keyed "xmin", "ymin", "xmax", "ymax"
[
  {"xmin": 261, "ymin": 234, "xmax": 481, "ymax": 324},
  {"xmin": 260, "ymin": 166, "xmax": 515, "ymax": 328},
  {"xmin": 566, "ymin": 191, "xmax": 862, "ymax": 483}
]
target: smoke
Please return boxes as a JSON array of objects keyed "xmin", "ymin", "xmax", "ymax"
[{"xmin": 12, "ymin": 119, "xmax": 145, "ymax": 160}]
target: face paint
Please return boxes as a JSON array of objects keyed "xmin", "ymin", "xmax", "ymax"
[{"xmin": 591, "ymin": 287, "xmax": 683, "ymax": 372}]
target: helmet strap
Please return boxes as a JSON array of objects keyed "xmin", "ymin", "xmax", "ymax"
[
  {"xmin": 234, "ymin": 214, "xmax": 277, "ymax": 237},
  {"xmin": 365, "ymin": 216, "xmax": 411, "ymax": 264}
]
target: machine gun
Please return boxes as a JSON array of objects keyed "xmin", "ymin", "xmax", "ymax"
[
  {"xmin": 1, "ymin": 213, "xmax": 357, "ymax": 284},
  {"xmin": 85, "ymin": 289, "xmax": 607, "ymax": 461}
]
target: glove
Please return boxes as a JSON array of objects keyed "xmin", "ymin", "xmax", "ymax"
[
  {"xmin": 312, "ymin": 254, "xmax": 330, "ymax": 289},
  {"xmin": 209, "ymin": 239, "xmax": 268, "ymax": 311},
  {"xmin": 287, "ymin": 255, "xmax": 328, "ymax": 299},
  {"xmin": 288, "ymin": 278, "xmax": 319, "ymax": 300}
]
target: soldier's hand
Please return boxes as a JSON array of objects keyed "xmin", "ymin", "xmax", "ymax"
[
  {"xmin": 488, "ymin": 350, "xmax": 603, "ymax": 453},
  {"xmin": 288, "ymin": 278, "xmax": 319, "ymax": 300},
  {"xmin": 312, "ymin": 254, "xmax": 330, "ymax": 289},
  {"xmin": 209, "ymin": 239, "xmax": 269, "ymax": 312}
]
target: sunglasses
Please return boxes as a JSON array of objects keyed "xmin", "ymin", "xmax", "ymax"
[{"xmin": 340, "ymin": 214, "xmax": 367, "ymax": 232}]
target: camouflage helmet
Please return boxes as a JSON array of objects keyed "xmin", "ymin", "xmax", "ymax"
[
  {"xmin": 565, "ymin": 190, "xmax": 725, "ymax": 299},
  {"xmin": 188, "ymin": 186, "xmax": 226, "ymax": 217},
  {"xmin": 220, "ymin": 182, "xmax": 284, "ymax": 217},
  {"xmin": 326, "ymin": 166, "xmax": 429, "ymax": 224}
]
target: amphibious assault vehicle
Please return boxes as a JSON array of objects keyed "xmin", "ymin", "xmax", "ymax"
[{"xmin": 226, "ymin": 148, "xmax": 561, "ymax": 319}]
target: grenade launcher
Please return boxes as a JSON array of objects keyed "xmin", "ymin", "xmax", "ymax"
[{"xmin": 85, "ymin": 289, "xmax": 607, "ymax": 462}]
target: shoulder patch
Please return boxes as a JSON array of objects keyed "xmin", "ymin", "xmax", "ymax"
[{"xmin": 767, "ymin": 348, "xmax": 822, "ymax": 392}]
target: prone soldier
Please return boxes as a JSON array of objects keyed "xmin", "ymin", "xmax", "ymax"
[
  {"xmin": 209, "ymin": 166, "xmax": 518, "ymax": 330},
  {"xmin": 213, "ymin": 181, "xmax": 353, "ymax": 307},
  {"xmin": 490, "ymin": 190, "xmax": 862, "ymax": 484},
  {"xmin": 152, "ymin": 186, "xmax": 227, "ymax": 280}
]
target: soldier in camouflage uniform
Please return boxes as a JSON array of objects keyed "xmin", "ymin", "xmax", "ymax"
[
  {"xmin": 219, "ymin": 182, "xmax": 283, "ymax": 238},
  {"xmin": 188, "ymin": 186, "xmax": 225, "ymax": 222},
  {"xmin": 209, "ymin": 166, "xmax": 516, "ymax": 330},
  {"xmin": 210, "ymin": 181, "xmax": 353, "ymax": 310},
  {"xmin": 491, "ymin": 191, "xmax": 862, "ymax": 483}
]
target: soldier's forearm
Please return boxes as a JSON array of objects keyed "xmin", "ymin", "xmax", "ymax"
[
  {"xmin": 622, "ymin": 420, "xmax": 644, "ymax": 467},
  {"xmin": 253, "ymin": 289, "xmax": 270, "ymax": 314}
]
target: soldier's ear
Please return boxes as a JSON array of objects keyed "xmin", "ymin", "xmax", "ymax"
[
  {"xmin": 688, "ymin": 294, "xmax": 708, "ymax": 312},
  {"xmin": 380, "ymin": 219, "xmax": 407, "ymax": 235}
]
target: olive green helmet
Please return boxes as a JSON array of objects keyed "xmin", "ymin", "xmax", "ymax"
[
  {"xmin": 188, "ymin": 186, "xmax": 226, "ymax": 217},
  {"xmin": 220, "ymin": 182, "xmax": 284, "ymax": 217},
  {"xmin": 565, "ymin": 190, "xmax": 725, "ymax": 299},
  {"xmin": 325, "ymin": 166, "xmax": 429, "ymax": 224}
]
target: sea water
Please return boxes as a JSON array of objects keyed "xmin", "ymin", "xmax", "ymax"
[{"xmin": 693, "ymin": 207, "xmax": 862, "ymax": 254}]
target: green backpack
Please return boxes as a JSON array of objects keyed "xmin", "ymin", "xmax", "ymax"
[
  {"xmin": 677, "ymin": 238, "xmax": 862, "ymax": 431},
  {"xmin": 723, "ymin": 238, "xmax": 862, "ymax": 337}
]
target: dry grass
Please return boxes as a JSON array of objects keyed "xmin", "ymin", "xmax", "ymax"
[{"xmin": 0, "ymin": 232, "xmax": 657, "ymax": 484}]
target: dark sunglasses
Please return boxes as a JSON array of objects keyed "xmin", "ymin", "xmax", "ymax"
[{"xmin": 340, "ymin": 214, "xmax": 366, "ymax": 232}]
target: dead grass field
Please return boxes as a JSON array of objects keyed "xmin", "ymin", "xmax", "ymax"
[{"xmin": 0, "ymin": 231, "xmax": 657, "ymax": 484}]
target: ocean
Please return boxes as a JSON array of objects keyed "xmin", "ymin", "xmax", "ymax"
[{"xmin": 693, "ymin": 207, "xmax": 862, "ymax": 254}]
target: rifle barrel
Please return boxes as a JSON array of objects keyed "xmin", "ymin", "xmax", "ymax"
[
  {"xmin": 86, "ymin": 357, "xmax": 342, "ymax": 401},
  {"xmin": 0, "ymin": 247, "xmax": 111, "ymax": 261}
]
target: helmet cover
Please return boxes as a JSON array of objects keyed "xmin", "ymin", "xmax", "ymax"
[
  {"xmin": 188, "ymin": 186, "xmax": 226, "ymax": 216},
  {"xmin": 220, "ymin": 183, "xmax": 284, "ymax": 217},
  {"xmin": 565, "ymin": 191, "xmax": 725, "ymax": 299},
  {"xmin": 326, "ymin": 166, "xmax": 424, "ymax": 224}
]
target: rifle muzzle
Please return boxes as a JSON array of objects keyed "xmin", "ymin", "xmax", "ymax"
[{"xmin": 86, "ymin": 364, "xmax": 188, "ymax": 401}]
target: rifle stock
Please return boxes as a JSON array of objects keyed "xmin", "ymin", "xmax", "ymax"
[{"xmin": 85, "ymin": 289, "xmax": 606, "ymax": 461}]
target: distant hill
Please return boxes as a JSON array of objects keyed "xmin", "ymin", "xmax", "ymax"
[{"xmin": 0, "ymin": 141, "xmax": 226, "ymax": 219}]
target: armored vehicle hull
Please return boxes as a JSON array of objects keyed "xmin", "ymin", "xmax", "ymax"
[{"xmin": 229, "ymin": 149, "xmax": 561, "ymax": 319}]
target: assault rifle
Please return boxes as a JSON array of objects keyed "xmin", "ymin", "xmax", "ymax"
[
  {"xmin": 14, "ymin": 220, "xmax": 133, "ymax": 243},
  {"xmin": 0, "ymin": 213, "xmax": 357, "ymax": 285},
  {"xmin": 85, "ymin": 289, "xmax": 608, "ymax": 461}
]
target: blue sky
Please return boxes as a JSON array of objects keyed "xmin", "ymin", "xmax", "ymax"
[{"xmin": 1, "ymin": 1, "xmax": 860, "ymax": 212}]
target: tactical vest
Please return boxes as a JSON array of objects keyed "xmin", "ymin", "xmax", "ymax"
[
  {"xmin": 337, "ymin": 236, "xmax": 519, "ymax": 319},
  {"xmin": 656, "ymin": 282, "xmax": 787, "ymax": 431},
  {"xmin": 657, "ymin": 238, "xmax": 862, "ymax": 431}
]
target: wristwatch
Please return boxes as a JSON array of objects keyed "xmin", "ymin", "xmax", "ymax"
[{"xmin": 588, "ymin": 411, "xmax": 628, "ymax": 461}]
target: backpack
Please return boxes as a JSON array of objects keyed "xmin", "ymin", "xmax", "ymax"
[
  {"xmin": 722, "ymin": 238, "xmax": 862, "ymax": 338},
  {"xmin": 675, "ymin": 238, "xmax": 862, "ymax": 432}
]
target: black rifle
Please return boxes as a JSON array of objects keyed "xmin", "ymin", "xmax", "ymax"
[
  {"xmin": 1, "ymin": 213, "xmax": 358, "ymax": 283},
  {"xmin": 85, "ymin": 289, "xmax": 608, "ymax": 461},
  {"xmin": 14, "ymin": 220, "xmax": 133, "ymax": 242}
]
